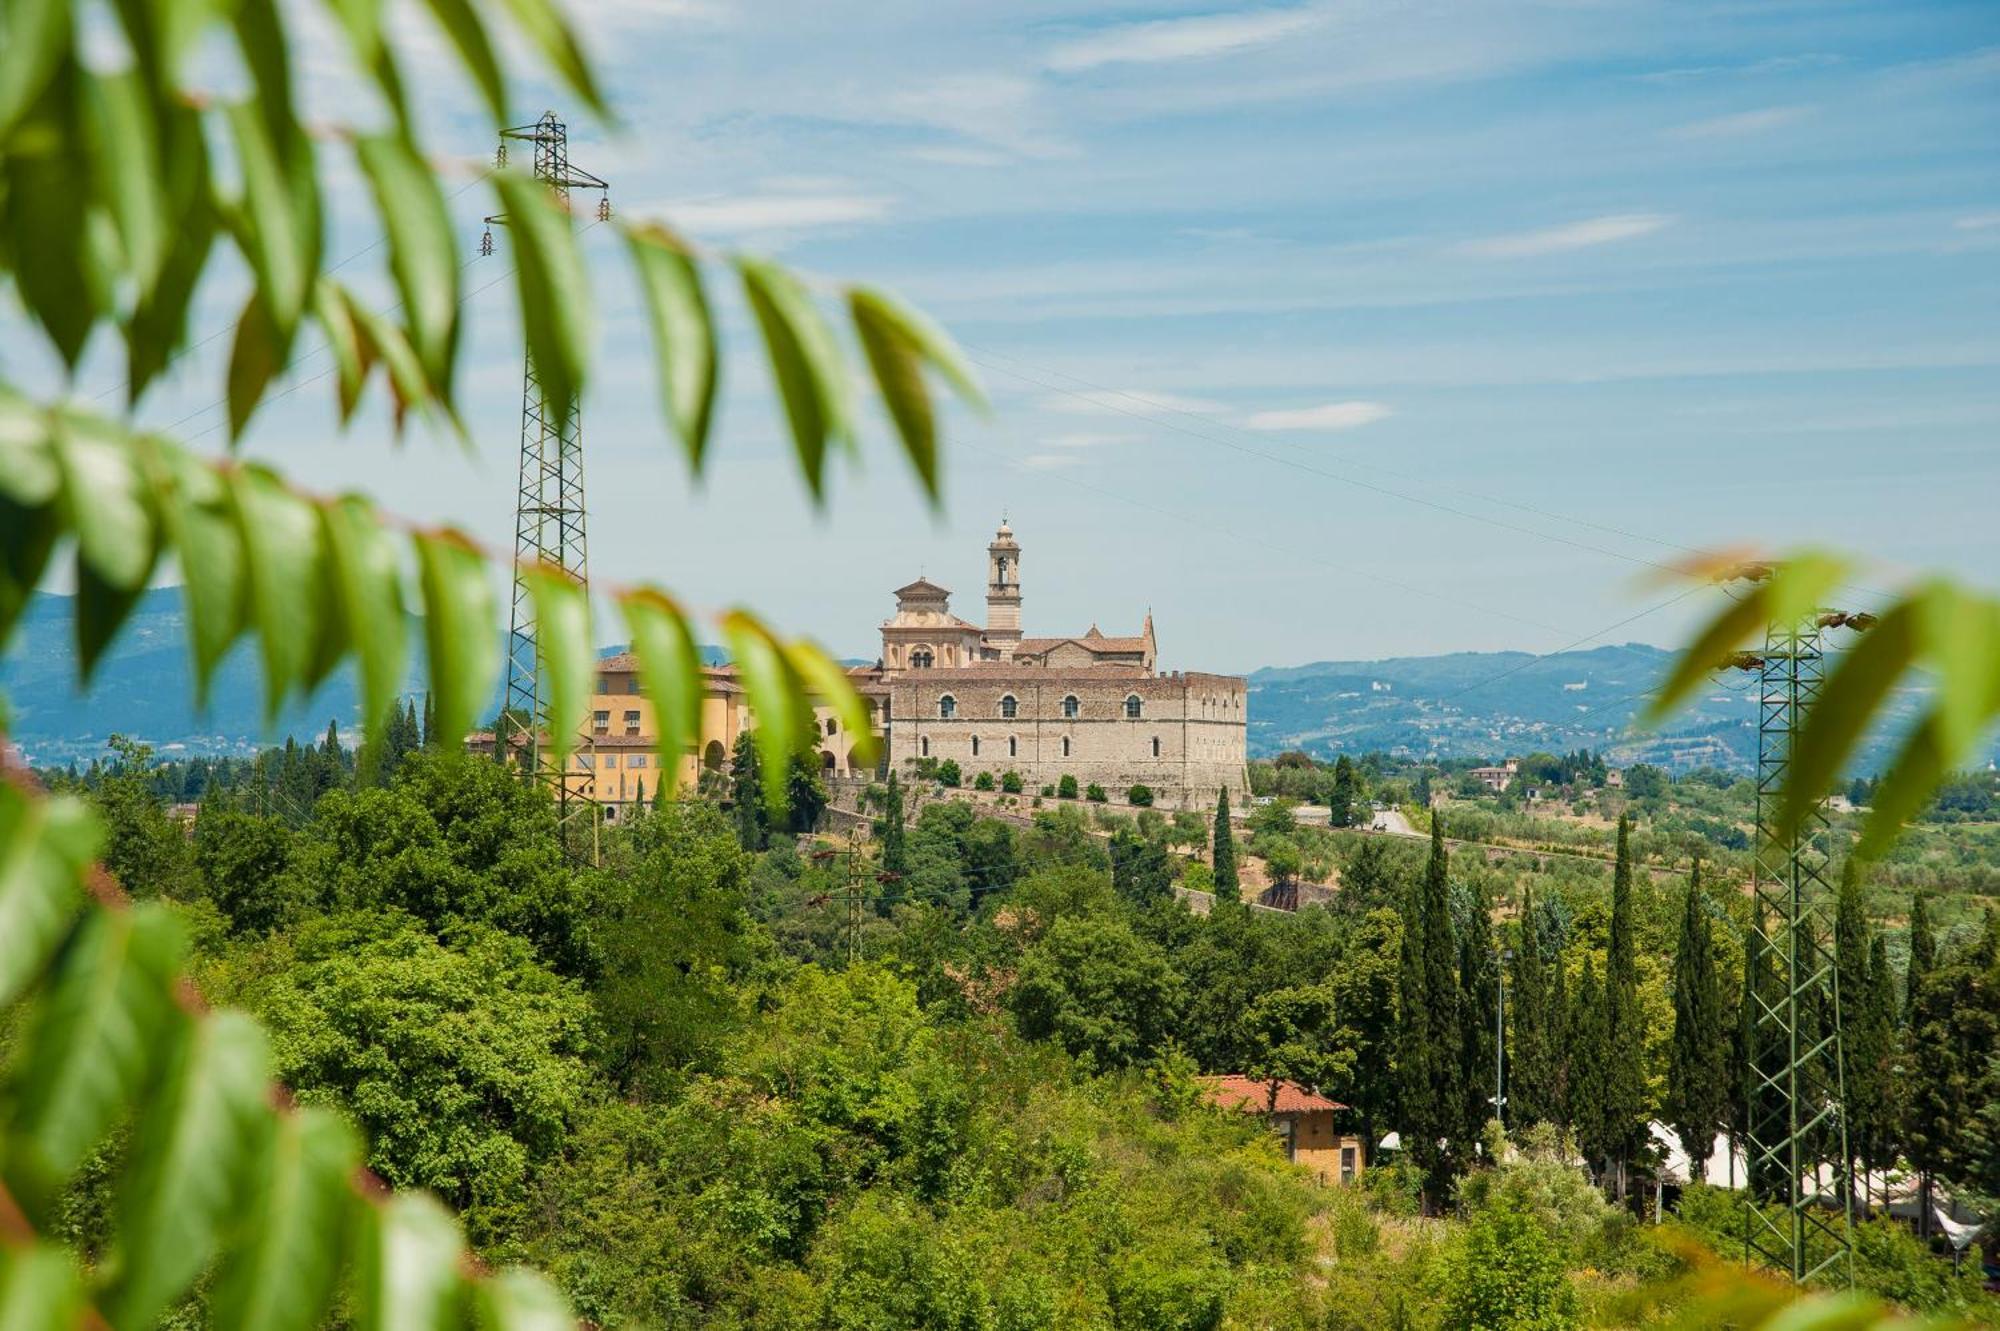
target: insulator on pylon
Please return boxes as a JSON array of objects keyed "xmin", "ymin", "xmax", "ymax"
[
  {"xmin": 596, "ymin": 195, "xmax": 611, "ymax": 222},
  {"xmin": 495, "ymin": 143, "xmax": 507, "ymax": 168},
  {"xmin": 480, "ymin": 228, "xmax": 494, "ymax": 257}
]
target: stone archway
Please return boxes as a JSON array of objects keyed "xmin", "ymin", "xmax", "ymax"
[{"xmin": 702, "ymin": 740, "xmax": 726, "ymax": 771}]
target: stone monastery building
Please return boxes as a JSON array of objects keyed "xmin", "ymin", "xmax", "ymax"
[
  {"xmin": 873, "ymin": 520, "xmax": 1249, "ymax": 809},
  {"xmin": 479, "ymin": 520, "xmax": 1248, "ymax": 817}
]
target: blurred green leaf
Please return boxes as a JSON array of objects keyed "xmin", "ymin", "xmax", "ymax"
[
  {"xmin": 0, "ymin": 789, "xmax": 95, "ymax": 1009},
  {"xmin": 738, "ymin": 255, "xmax": 853, "ymax": 503},
  {"xmin": 345, "ymin": 290, "xmax": 438, "ymax": 433},
  {"xmin": 475, "ymin": 1267, "xmax": 573, "ymax": 1331},
  {"xmin": 6, "ymin": 93, "xmax": 109, "ymax": 368},
  {"xmin": 493, "ymin": 170, "xmax": 592, "ymax": 441},
  {"xmin": 1, "ymin": 904, "xmax": 186, "ymax": 1222},
  {"xmin": 315, "ymin": 280, "xmax": 367, "ymax": 426},
  {"xmin": 849, "ymin": 286, "xmax": 985, "ymax": 505},
  {"xmin": 414, "ymin": 528, "xmax": 497, "ymax": 752},
  {"xmin": 125, "ymin": 102, "xmax": 215, "ymax": 404},
  {"xmin": 210, "ymin": 1107, "xmax": 360, "ymax": 1331},
  {"xmin": 786, "ymin": 637, "xmax": 876, "ymax": 768},
  {"xmin": 619, "ymin": 587, "xmax": 704, "ymax": 793},
  {"xmin": 84, "ymin": 70, "xmax": 167, "ymax": 294},
  {"xmin": 0, "ymin": 0, "xmax": 68, "ymax": 139},
  {"xmin": 523, "ymin": 563, "xmax": 591, "ymax": 768},
  {"xmin": 103, "ymin": 1009, "xmax": 273, "ymax": 1330},
  {"xmin": 227, "ymin": 290, "xmax": 285, "ymax": 441},
  {"xmin": 225, "ymin": 99, "xmax": 317, "ymax": 342},
  {"xmin": 356, "ymin": 133, "xmax": 460, "ymax": 397},
  {"xmin": 320, "ymin": 493, "xmax": 409, "ymax": 743},
  {"xmin": 351, "ymin": 1192, "xmax": 466, "ymax": 1331},
  {"xmin": 150, "ymin": 442, "xmax": 248, "ymax": 706},
  {"xmin": 721, "ymin": 608, "xmax": 801, "ymax": 815},
  {"xmin": 53, "ymin": 410, "xmax": 155, "ymax": 592},
  {"xmin": 625, "ymin": 223, "xmax": 716, "ymax": 473},
  {"xmin": 493, "ymin": 0, "xmax": 603, "ymax": 118},
  {"xmin": 419, "ymin": 0, "xmax": 506, "ymax": 124},
  {"xmin": 0, "ymin": 1241, "xmax": 83, "ymax": 1331},
  {"xmin": 229, "ymin": 462, "xmax": 330, "ymax": 723}
]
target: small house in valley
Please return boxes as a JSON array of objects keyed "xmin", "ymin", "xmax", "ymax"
[{"xmin": 1201, "ymin": 1075, "xmax": 1366, "ymax": 1185}]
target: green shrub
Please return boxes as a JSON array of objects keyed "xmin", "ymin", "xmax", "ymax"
[
  {"xmin": 1058, "ymin": 775, "xmax": 1079, "ymax": 800},
  {"xmin": 1086, "ymin": 783, "xmax": 1107, "ymax": 803},
  {"xmin": 1127, "ymin": 784, "xmax": 1153, "ymax": 807},
  {"xmin": 1002, "ymin": 771, "xmax": 1025, "ymax": 794},
  {"xmin": 1040, "ymin": 784, "xmax": 1055, "ymax": 798},
  {"xmin": 938, "ymin": 760, "xmax": 962, "ymax": 787},
  {"xmin": 1437, "ymin": 1197, "xmax": 1579, "ymax": 1331},
  {"xmin": 974, "ymin": 771, "xmax": 996, "ymax": 791}
]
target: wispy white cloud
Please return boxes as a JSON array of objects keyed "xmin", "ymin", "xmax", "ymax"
[
  {"xmin": 1245, "ymin": 401, "xmax": 1392, "ymax": 431},
  {"xmin": 1457, "ymin": 213, "xmax": 1674, "ymax": 259},
  {"xmin": 1956, "ymin": 213, "xmax": 2000, "ymax": 231},
  {"xmin": 1022, "ymin": 453, "xmax": 1084, "ymax": 469},
  {"xmin": 879, "ymin": 73, "xmax": 1074, "ymax": 160},
  {"xmin": 1635, "ymin": 53, "xmax": 1841, "ymax": 84},
  {"xmin": 630, "ymin": 185, "xmax": 892, "ymax": 237},
  {"xmin": 1044, "ymin": 431, "xmax": 1139, "ymax": 449},
  {"xmin": 1667, "ymin": 105, "xmax": 1811, "ymax": 140},
  {"xmin": 1045, "ymin": 7, "xmax": 1321, "ymax": 73},
  {"xmin": 1041, "ymin": 389, "xmax": 1228, "ymax": 416}
]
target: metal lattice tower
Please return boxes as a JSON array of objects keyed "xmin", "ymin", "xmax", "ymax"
[
  {"xmin": 1742, "ymin": 615, "xmax": 1853, "ymax": 1284},
  {"xmin": 485, "ymin": 113, "xmax": 608, "ymax": 833}
]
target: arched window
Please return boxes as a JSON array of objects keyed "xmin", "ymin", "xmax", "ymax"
[
  {"xmin": 1151, "ymin": 736, "xmax": 1160, "ymax": 758},
  {"xmin": 1062, "ymin": 694, "xmax": 1079, "ymax": 718},
  {"xmin": 1008, "ymin": 736, "xmax": 1018, "ymax": 757},
  {"xmin": 921, "ymin": 736, "xmax": 930, "ymax": 757},
  {"xmin": 999, "ymin": 694, "xmax": 1018, "ymax": 719},
  {"xmin": 1061, "ymin": 737, "xmax": 1070, "ymax": 757},
  {"xmin": 825, "ymin": 717, "xmax": 838, "ymax": 735},
  {"xmin": 1124, "ymin": 694, "xmax": 1143, "ymax": 719},
  {"xmin": 971, "ymin": 736, "xmax": 980, "ymax": 757},
  {"xmin": 911, "ymin": 647, "xmax": 934, "ymax": 669},
  {"xmin": 938, "ymin": 694, "xmax": 956, "ymax": 719}
]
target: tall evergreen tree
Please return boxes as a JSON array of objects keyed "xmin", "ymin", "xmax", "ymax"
[
  {"xmin": 1569, "ymin": 953, "xmax": 1610, "ymax": 1175},
  {"xmin": 1832, "ymin": 859, "xmax": 1872, "ymax": 1193},
  {"xmin": 1546, "ymin": 925, "xmax": 1571, "ymax": 1129},
  {"xmin": 1850, "ymin": 932, "xmax": 1901, "ymax": 1205},
  {"xmin": 729, "ymin": 732, "xmax": 768, "ymax": 851},
  {"xmin": 421, "ymin": 691, "xmax": 435, "ymax": 748},
  {"xmin": 880, "ymin": 770, "xmax": 909, "ymax": 878},
  {"xmin": 1666, "ymin": 860, "xmax": 1728, "ymax": 1179},
  {"xmin": 1327, "ymin": 755, "xmax": 1359, "ymax": 828},
  {"xmin": 1509, "ymin": 885, "xmax": 1554, "ymax": 1127},
  {"xmin": 1904, "ymin": 893, "xmax": 1935, "ymax": 1021},
  {"xmin": 1212, "ymin": 789, "xmax": 1239, "ymax": 903},
  {"xmin": 1459, "ymin": 878, "xmax": 1498, "ymax": 1148},
  {"xmin": 1601, "ymin": 814, "xmax": 1647, "ymax": 1194},
  {"xmin": 1397, "ymin": 816, "xmax": 1464, "ymax": 1207}
]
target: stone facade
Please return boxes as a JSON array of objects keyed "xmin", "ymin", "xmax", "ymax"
[{"xmin": 877, "ymin": 521, "xmax": 1247, "ymax": 810}]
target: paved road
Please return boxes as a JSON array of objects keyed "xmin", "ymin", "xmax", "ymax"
[{"xmin": 1370, "ymin": 809, "xmax": 1418, "ymax": 836}]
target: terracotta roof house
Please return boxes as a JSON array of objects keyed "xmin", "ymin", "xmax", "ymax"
[{"xmin": 1201, "ymin": 1076, "xmax": 1367, "ymax": 1185}]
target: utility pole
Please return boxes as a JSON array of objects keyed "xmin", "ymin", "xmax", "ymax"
[
  {"xmin": 1732, "ymin": 609, "xmax": 1861, "ymax": 1285},
  {"xmin": 483, "ymin": 111, "xmax": 609, "ymax": 845}
]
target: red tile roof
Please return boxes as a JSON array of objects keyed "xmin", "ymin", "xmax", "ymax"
[{"xmin": 1200, "ymin": 1076, "xmax": 1346, "ymax": 1115}]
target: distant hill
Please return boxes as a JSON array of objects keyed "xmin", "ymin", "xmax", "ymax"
[
  {"xmin": 0, "ymin": 589, "xmax": 722, "ymax": 768},
  {"xmin": 1247, "ymin": 641, "xmax": 1978, "ymax": 776},
  {"xmin": 7, "ymin": 591, "xmax": 1987, "ymax": 777}
]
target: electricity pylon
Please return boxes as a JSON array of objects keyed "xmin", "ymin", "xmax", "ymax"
[
  {"xmin": 1740, "ymin": 614, "xmax": 1853, "ymax": 1285},
  {"xmin": 483, "ymin": 112, "xmax": 608, "ymax": 836}
]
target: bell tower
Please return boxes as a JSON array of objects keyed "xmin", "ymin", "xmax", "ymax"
[{"xmin": 985, "ymin": 518, "xmax": 1022, "ymax": 656}]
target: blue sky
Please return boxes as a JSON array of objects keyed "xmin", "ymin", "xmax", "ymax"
[{"xmin": 31, "ymin": 0, "xmax": 2000, "ymax": 672}]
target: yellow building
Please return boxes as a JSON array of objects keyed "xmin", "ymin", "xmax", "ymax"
[{"xmin": 470, "ymin": 654, "xmax": 885, "ymax": 822}]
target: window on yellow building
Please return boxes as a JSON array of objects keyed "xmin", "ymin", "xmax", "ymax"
[
  {"xmin": 593, "ymin": 711, "xmax": 609, "ymax": 732},
  {"xmin": 623, "ymin": 709, "xmax": 640, "ymax": 733}
]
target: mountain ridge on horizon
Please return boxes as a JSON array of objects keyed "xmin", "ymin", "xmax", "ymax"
[{"xmin": 4, "ymin": 589, "xmax": 1978, "ymax": 777}]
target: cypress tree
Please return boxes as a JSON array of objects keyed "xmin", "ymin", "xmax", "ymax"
[
  {"xmin": 1666, "ymin": 860, "xmax": 1728, "ymax": 1179},
  {"xmin": 1459, "ymin": 878, "xmax": 1498, "ymax": 1147},
  {"xmin": 1328, "ymin": 755, "xmax": 1359, "ymax": 828},
  {"xmin": 880, "ymin": 770, "xmax": 909, "ymax": 878},
  {"xmin": 1212, "ymin": 789, "xmax": 1239, "ymax": 903},
  {"xmin": 1904, "ymin": 893, "xmax": 1934, "ymax": 1021},
  {"xmin": 1851, "ymin": 932, "xmax": 1900, "ymax": 1205},
  {"xmin": 1569, "ymin": 953, "xmax": 1610, "ymax": 1176},
  {"xmin": 1509, "ymin": 885, "xmax": 1554, "ymax": 1127},
  {"xmin": 421, "ymin": 691, "xmax": 435, "ymax": 748},
  {"xmin": 1397, "ymin": 815, "xmax": 1464, "ymax": 1207},
  {"xmin": 1832, "ymin": 860, "xmax": 1871, "ymax": 1191},
  {"xmin": 729, "ymin": 732, "xmax": 767, "ymax": 851},
  {"xmin": 1546, "ymin": 924, "xmax": 1571, "ymax": 1129},
  {"xmin": 1602, "ymin": 814, "xmax": 1647, "ymax": 1194}
]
